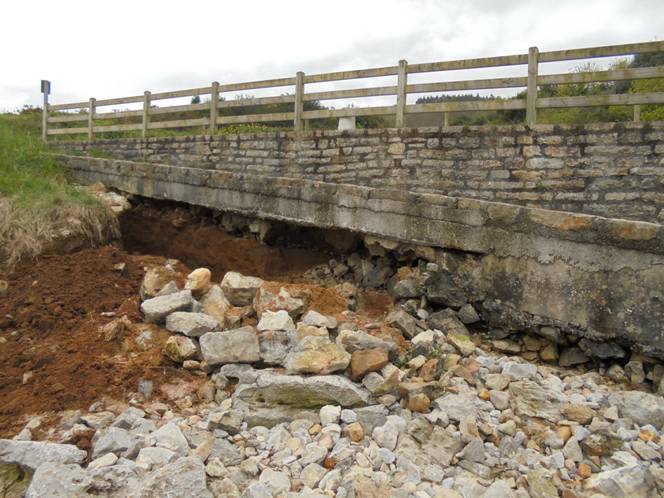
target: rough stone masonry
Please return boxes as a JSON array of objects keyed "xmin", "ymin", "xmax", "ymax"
[{"xmin": 55, "ymin": 121, "xmax": 664, "ymax": 224}]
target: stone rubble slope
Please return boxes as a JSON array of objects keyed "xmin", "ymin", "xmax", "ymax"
[{"xmin": 2, "ymin": 257, "xmax": 664, "ymax": 498}]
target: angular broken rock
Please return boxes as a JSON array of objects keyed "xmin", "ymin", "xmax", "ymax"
[
  {"xmin": 139, "ymin": 457, "xmax": 213, "ymax": 498},
  {"xmin": 140, "ymin": 265, "xmax": 183, "ymax": 301},
  {"xmin": 301, "ymin": 310, "xmax": 337, "ymax": 329},
  {"xmin": 385, "ymin": 308, "xmax": 420, "ymax": 339},
  {"xmin": 163, "ymin": 335, "xmax": 198, "ymax": 363},
  {"xmin": 0, "ymin": 440, "xmax": 86, "ymax": 471},
  {"xmin": 257, "ymin": 310, "xmax": 295, "ymax": 332},
  {"xmin": 166, "ymin": 311, "xmax": 219, "ymax": 337},
  {"xmin": 140, "ymin": 290, "xmax": 192, "ymax": 323},
  {"xmin": 258, "ymin": 330, "xmax": 294, "ymax": 365},
  {"xmin": 424, "ymin": 270, "xmax": 466, "ymax": 307},
  {"xmin": 336, "ymin": 329, "xmax": 397, "ymax": 353},
  {"xmin": 200, "ymin": 326, "xmax": 260, "ymax": 365},
  {"xmin": 184, "ymin": 268, "xmax": 211, "ymax": 295},
  {"xmin": 584, "ymin": 464, "xmax": 654, "ymax": 497},
  {"xmin": 234, "ymin": 372, "xmax": 371, "ymax": 407},
  {"xmin": 284, "ymin": 336, "xmax": 350, "ymax": 375},
  {"xmin": 220, "ymin": 271, "xmax": 263, "ymax": 306},
  {"xmin": 607, "ymin": 390, "xmax": 664, "ymax": 427},
  {"xmin": 254, "ymin": 286, "xmax": 306, "ymax": 319},
  {"xmin": 200, "ymin": 285, "xmax": 231, "ymax": 327},
  {"xmin": 509, "ymin": 380, "xmax": 565, "ymax": 422},
  {"xmin": 350, "ymin": 349, "xmax": 389, "ymax": 381}
]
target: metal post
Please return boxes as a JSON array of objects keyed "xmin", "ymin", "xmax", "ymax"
[
  {"xmin": 142, "ymin": 91, "xmax": 151, "ymax": 139},
  {"xmin": 210, "ymin": 81, "xmax": 219, "ymax": 134},
  {"xmin": 294, "ymin": 71, "xmax": 304, "ymax": 131},
  {"xmin": 526, "ymin": 46, "xmax": 539, "ymax": 126},
  {"xmin": 396, "ymin": 59, "xmax": 408, "ymax": 128},
  {"xmin": 87, "ymin": 98, "xmax": 95, "ymax": 141},
  {"xmin": 41, "ymin": 80, "xmax": 50, "ymax": 142}
]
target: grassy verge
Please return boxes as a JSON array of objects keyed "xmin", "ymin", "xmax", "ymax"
[{"xmin": 0, "ymin": 110, "xmax": 118, "ymax": 269}]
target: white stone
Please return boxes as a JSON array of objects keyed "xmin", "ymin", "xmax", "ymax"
[
  {"xmin": 166, "ymin": 312, "xmax": 218, "ymax": 337},
  {"xmin": 320, "ymin": 405, "xmax": 341, "ymax": 426},
  {"xmin": 257, "ymin": 310, "xmax": 296, "ymax": 332}
]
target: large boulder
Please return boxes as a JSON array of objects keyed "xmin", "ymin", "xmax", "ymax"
[
  {"xmin": 607, "ymin": 390, "xmax": 664, "ymax": 427},
  {"xmin": 140, "ymin": 290, "xmax": 192, "ymax": 323},
  {"xmin": 234, "ymin": 372, "xmax": 371, "ymax": 408},
  {"xmin": 165, "ymin": 312, "xmax": 218, "ymax": 337},
  {"xmin": 508, "ymin": 380, "xmax": 566, "ymax": 422},
  {"xmin": 284, "ymin": 336, "xmax": 350, "ymax": 375},
  {"xmin": 220, "ymin": 272, "xmax": 263, "ymax": 306},
  {"xmin": 258, "ymin": 330, "xmax": 295, "ymax": 365},
  {"xmin": 200, "ymin": 327, "xmax": 260, "ymax": 365},
  {"xmin": 0, "ymin": 440, "xmax": 86, "ymax": 471}
]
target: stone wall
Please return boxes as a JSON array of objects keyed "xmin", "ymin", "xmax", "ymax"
[
  {"xmin": 55, "ymin": 122, "xmax": 664, "ymax": 223},
  {"xmin": 57, "ymin": 154, "xmax": 664, "ymax": 358}
]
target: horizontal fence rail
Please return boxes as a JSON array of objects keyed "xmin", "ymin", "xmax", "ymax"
[{"xmin": 42, "ymin": 40, "xmax": 664, "ymax": 140}]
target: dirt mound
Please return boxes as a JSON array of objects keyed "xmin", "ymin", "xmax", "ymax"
[
  {"xmin": 0, "ymin": 247, "xmax": 197, "ymax": 437},
  {"xmin": 120, "ymin": 209, "xmax": 332, "ymax": 280}
]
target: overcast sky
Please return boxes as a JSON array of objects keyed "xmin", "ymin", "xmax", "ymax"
[{"xmin": 2, "ymin": 0, "xmax": 662, "ymax": 112}]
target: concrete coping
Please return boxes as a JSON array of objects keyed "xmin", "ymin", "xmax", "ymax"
[{"xmin": 55, "ymin": 153, "xmax": 664, "ymax": 256}]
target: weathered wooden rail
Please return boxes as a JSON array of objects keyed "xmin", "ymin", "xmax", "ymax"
[{"xmin": 43, "ymin": 40, "xmax": 664, "ymax": 141}]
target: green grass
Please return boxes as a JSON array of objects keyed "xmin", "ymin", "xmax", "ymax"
[{"xmin": 0, "ymin": 110, "xmax": 118, "ymax": 269}]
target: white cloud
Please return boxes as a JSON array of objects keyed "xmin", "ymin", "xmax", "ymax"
[{"xmin": 1, "ymin": 0, "xmax": 662, "ymax": 111}]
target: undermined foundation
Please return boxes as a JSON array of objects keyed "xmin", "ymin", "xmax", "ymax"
[{"xmin": 2, "ymin": 194, "xmax": 664, "ymax": 497}]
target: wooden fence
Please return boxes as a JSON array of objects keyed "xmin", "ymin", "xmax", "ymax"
[{"xmin": 43, "ymin": 40, "xmax": 664, "ymax": 141}]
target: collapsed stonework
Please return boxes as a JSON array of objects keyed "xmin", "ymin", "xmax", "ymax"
[
  {"xmin": 3, "ymin": 248, "xmax": 664, "ymax": 497},
  {"xmin": 57, "ymin": 153, "xmax": 664, "ymax": 360}
]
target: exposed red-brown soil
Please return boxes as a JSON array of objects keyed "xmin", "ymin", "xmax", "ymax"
[
  {"xmin": 120, "ymin": 209, "xmax": 332, "ymax": 280},
  {"xmin": 0, "ymin": 247, "xmax": 198, "ymax": 438}
]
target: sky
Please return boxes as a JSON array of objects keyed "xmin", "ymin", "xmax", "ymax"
[{"xmin": 1, "ymin": 0, "xmax": 663, "ymax": 112}]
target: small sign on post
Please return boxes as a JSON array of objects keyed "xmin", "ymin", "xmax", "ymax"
[{"xmin": 41, "ymin": 80, "xmax": 51, "ymax": 142}]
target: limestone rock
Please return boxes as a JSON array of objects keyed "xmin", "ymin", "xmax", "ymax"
[
  {"xmin": 509, "ymin": 380, "xmax": 565, "ymax": 422},
  {"xmin": 139, "ymin": 457, "xmax": 212, "ymax": 498},
  {"xmin": 335, "ymin": 329, "xmax": 397, "ymax": 353},
  {"xmin": 200, "ymin": 326, "xmax": 260, "ymax": 366},
  {"xmin": 301, "ymin": 310, "xmax": 337, "ymax": 329},
  {"xmin": 140, "ymin": 265, "xmax": 183, "ymax": 301},
  {"xmin": 385, "ymin": 308, "xmax": 420, "ymax": 339},
  {"xmin": 558, "ymin": 347, "xmax": 589, "ymax": 367},
  {"xmin": 253, "ymin": 286, "xmax": 305, "ymax": 319},
  {"xmin": 184, "ymin": 268, "xmax": 211, "ymax": 296},
  {"xmin": 528, "ymin": 467, "xmax": 559, "ymax": 498},
  {"xmin": 234, "ymin": 372, "xmax": 371, "ymax": 408},
  {"xmin": 584, "ymin": 464, "xmax": 654, "ymax": 498},
  {"xmin": 220, "ymin": 271, "xmax": 263, "ymax": 306},
  {"xmin": 91, "ymin": 427, "xmax": 143, "ymax": 459},
  {"xmin": 200, "ymin": 285, "xmax": 231, "ymax": 327},
  {"xmin": 457, "ymin": 303, "xmax": 480, "ymax": 324},
  {"xmin": 284, "ymin": 336, "xmax": 350, "ymax": 375},
  {"xmin": 0, "ymin": 440, "xmax": 86, "ymax": 471},
  {"xmin": 258, "ymin": 330, "xmax": 294, "ymax": 365},
  {"xmin": 608, "ymin": 390, "xmax": 664, "ymax": 427},
  {"xmin": 148, "ymin": 422, "xmax": 189, "ymax": 456},
  {"xmin": 140, "ymin": 290, "xmax": 192, "ymax": 323},
  {"xmin": 424, "ymin": 270, "xmax": 466, "ymax": 307},
  {"xmin": 166, "ymin": 312, "xmax": 218, "ymax": 337},
  {"xmin": 350, "ymin": 349, "xmax": 389, "ymax": 381},
  {"xmin": 163, "ymin": 335, "xmax": 198, "ymax": 363},
  {"xmin": 257, "ymin": 310, "xmax": 296, "ymax": 332}
]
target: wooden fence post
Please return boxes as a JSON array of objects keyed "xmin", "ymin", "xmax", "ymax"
[
  {"xmin": 634, "ymin": 105, "xmax": 641, "ymax": 122},
  {"xmin": 142, "ymin": 91, "xmax": 151, "ymax": 139},
  {"xmin": 526, "ymin": 46, "xmax": 539, "ymax": 126},
  {"xmin": 294, "ymin": 71, "xmax": 304, "ymax": 131},
  {"xmin": 396, "ymin": 59, "xmax": 408, "ymax": 128},
  {"xmin": 443, "ymin": 111, "xmax": 449, "ymax": 128},
  {"xmin": 87, "ymin": 98, "xmax": 95, "ymax": 141},
  {"xmin": 210, "ymin": 81, "xmax": 219, "ymax": 134}
]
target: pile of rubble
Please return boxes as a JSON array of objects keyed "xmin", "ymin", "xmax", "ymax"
[{"xmin": 2, "ymin": 258, "xmax": 664, "ymax": 498}]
